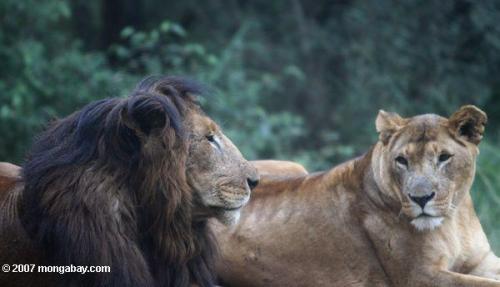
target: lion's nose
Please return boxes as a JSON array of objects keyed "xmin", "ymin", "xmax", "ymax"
[
  {"xmin": 409, "ymin": 192, "xmax": 435, "ymax": 208},
  {"xmin": 247, "ymin": 177, "xmax": 259, "ymax": 190}
]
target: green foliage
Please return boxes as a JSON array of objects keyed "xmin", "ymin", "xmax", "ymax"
[
  {"xmin": 474, "ymin": 142, "xmax": 500, "ymax": 253},
  {"xmin": 111, "ymin": 21, "xmax": 207, "ymax": 74},
  {"xmin": 110, "ymin": 20, "xmax": 306, "ymax": 160}
]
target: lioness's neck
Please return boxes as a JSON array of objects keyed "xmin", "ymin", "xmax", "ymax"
[{"xmin": 363, "ymin": 147, "xmax": 404, "ymax": 215}]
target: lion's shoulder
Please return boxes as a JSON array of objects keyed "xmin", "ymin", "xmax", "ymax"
[{"xmin": 0, "ymin": 162, "xmax": 20, "ymax": 200}]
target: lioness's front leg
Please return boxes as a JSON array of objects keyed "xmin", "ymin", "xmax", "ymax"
[
  {"xmin": 410, "ymin": 269, "xmax": 500, "ymax": 287},
  {"xmin": 470, "ymin": 252, "xmax": 500, "ymax": 281},
  {"xmin": 437, "ymin": 270, "xmax": 500, "ymax": 287}
]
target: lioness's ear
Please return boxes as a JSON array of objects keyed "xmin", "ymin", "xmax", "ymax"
[
  {"xmin": 376, "ymin": 110, "xmax": 406, "ymax": 144},
  {"xmin": 121, "ymin": 95, "xmax": 181, "ymax": 137},
  {"xmin": 448, "ymin": 105, "xmax": 487, "ymax": 145}
]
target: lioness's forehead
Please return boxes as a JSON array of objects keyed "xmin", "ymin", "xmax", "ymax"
[
  {"xmin": 392, "ymin": 114, "xmax": 453, "ymax": 152},
  {"xmin": 398, "ymin": 115, "xmax": 447, "ymax": 141}
]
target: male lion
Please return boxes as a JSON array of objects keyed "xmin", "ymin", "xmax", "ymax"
[
  {"xmin": 0, "ymin": 76, "xmax": 259, "ymax": 287},
  {"xmin": 214, "ymin": 105, "xmax": 500, "ymax": 287}
]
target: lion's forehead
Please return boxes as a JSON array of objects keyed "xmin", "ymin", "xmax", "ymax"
[{"xmin": 187, "ymin": 112, "xmax": 218, "ymax": 134}]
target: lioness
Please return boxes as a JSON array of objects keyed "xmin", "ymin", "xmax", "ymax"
[{"xmin": 214, "ymin": 105, "xmax": 500, "ymax": 286}]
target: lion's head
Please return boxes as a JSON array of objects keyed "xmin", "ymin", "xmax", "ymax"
[
  {"xmin": 185, "ymin": 111, "xmax": 259, "ymax": 224},
  {"xmin": 372, "ymin": 105, "xmax": 487, "ymax": 231},
  {"xmin": 122, "ymin": 76, "xmax": 260, "ymax": 226}
]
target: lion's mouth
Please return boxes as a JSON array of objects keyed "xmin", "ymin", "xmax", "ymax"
[
  {"xmin": 417, "ymin": 213, "xmax": 434, "ymax": 218},
  {"xmin": 210, "ymin": 205, "xmax": 242, "ymax": 212}
]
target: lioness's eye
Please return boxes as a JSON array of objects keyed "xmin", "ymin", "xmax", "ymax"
[
  {"xmin": 395, "ymin": 156, "xmax": 408, "ymax": 166},
  {"xmin": 206, "ymin": 134, "xmax": 215, "ymax": 142},
  {"xmin": 438, "ymin": 153, "xmax": 453, "ymax": 162}
]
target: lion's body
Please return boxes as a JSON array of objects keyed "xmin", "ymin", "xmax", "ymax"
[
  {"xmin": 0, "ymin": 162, "xmax": 20, "ymax": 198},
  {"xmin": 215, "ymin": 107, "xmax": 500, "ymax": 287},
  {"xmin": 0, "ymin": 76, "xmax": 258, "ymax": 287},
  {"xmin": 0, "ymin": 183, "xmax": 54, "ymax": 287}
]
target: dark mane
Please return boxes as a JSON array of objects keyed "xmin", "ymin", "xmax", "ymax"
[{"xmin": 20, "ymin": 76, "xmax": 217, "ymax": 287}]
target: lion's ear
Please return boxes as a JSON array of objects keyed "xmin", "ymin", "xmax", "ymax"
[
  {"xmin": 448, "ymin": 105, "xmax": 487, "ymax": 145},
  {"xmin": 121, "ymin": 95, "xmax": 181, "ymax": 137},
  {"xmin": 376, "ymin": 110, "xmax": 406, "ymax": 144}
]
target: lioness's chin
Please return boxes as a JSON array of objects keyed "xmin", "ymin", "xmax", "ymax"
[
  {"xmin": 215, "ymin": 209, "xmax": 241, "ymax": 226},
  {"xmin": 411, "ymin": 216, "xmax": 444, "ymax": 231}
]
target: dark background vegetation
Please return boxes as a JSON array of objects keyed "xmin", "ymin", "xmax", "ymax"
[{"xmin": 1, "ymin": 0, "xmax": 499, "ymax": 251}]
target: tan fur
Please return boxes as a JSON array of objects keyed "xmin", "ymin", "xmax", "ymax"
[
  {"xmin": 251, "ymin": 160, "xmax": 308, "ymax": 181},
  {"xmin": 214, "ymin": 105, "xmax": 500, "ymax": 287}
]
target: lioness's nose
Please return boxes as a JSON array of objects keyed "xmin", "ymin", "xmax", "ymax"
[
  {"xmin": 409, "ymin": 192, "xmax": 435, "ymax": 208},
  {"xmin": 247, "ymin": 177, "xmax": 259, "ymax": 190}
]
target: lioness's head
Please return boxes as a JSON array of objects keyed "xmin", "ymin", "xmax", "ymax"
[{"xmin": 372, "ymin": 105, "xmax": 487, "ymax": 231}]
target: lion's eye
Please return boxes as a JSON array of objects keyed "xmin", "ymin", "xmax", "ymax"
[
  {"xmin": 206, "ymin": 134, "xmax": 222, "ymax": 150},
  {"xmin": 395, "ymin": 156, "xmax": 408, "ymax": 167},
  {"xmin": 438, "ymin": 153, "xmax": 453, "ymax": 163}
]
